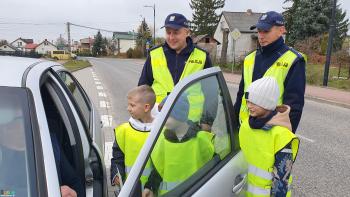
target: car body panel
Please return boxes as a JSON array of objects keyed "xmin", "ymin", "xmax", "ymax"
[{"xmin": 0, "ymin": 56, "xmax": 107, "ymax": 196}]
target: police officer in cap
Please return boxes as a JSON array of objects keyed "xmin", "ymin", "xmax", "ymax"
[
  {"xmin": 138, "ymin": 13, "xmax": 216, "ymax": 130},
  {"xmin": 138, "ymin": 13, "xmax": 212, "ymax": 103},
  {"xmin": 234, "ymin": 11, "xmax": 306, "ymax": 133}
]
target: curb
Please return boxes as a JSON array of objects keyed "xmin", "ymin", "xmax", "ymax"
[{"xmin": 224, "ymin": 80, "xmax": 350, "ymax": 109}]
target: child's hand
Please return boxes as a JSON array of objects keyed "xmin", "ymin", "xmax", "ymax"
[{"xmin": 142, "ymin": 188, "xmax": 154, "ymax": 197}]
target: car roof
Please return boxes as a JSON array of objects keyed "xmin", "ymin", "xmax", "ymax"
[{"xmin": 0, "ymin": 56, "xmax": 52, "ymax": 87}]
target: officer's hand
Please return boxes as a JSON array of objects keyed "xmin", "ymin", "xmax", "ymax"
[
  {"xmin": 142, "ymin": 188, "xmax": 154, "ymax": 197},
  {"xmin": 61, "ymin": 185, "xmax": 77, "ymax": 197},
  {"xmin": 112, "ymin": 176, "xmax": 121, "ymax": 186}
]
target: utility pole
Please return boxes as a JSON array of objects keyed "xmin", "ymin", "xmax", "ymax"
[
  {"xmin": 323, "ymin": 0, "xmax": 337, "ymax": 86},
  {"xmin": 144, "ymin": 4, "xmax": 156, "ymax": 45},
  {"xmin": 67, "ymin": 22, "xmax": 71, "ymax": 53}
]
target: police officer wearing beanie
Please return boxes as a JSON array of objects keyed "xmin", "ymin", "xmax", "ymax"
[
  {"xmin": 138, "ymin": 13, "xmax": 216, "ymax": 129},
  {"xmin": 233, "ymin": 11, "xmax": 306, "ymax": 133}
]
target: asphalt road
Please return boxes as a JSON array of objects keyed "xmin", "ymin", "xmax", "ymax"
[{"xmin": 78, "ymin": 57, "xmax": 350, "ymax": 197}]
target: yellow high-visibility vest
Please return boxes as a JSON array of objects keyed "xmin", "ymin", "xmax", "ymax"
[
  {"xmin": 239, "ymin": 119, "xmax": 299, "ymax": 197},
  {"xmin": 150, "ymin": 47, "xmax": 206, "ymax": 122},
  {"xmin": 239, "ymin": 50, "xmax": 300, "ymax": 123},
  {"xmin": 114, "ymin": 123, "xmax": 151, "ymax": 185},
  {"xmin": 151, "ymin": 130, "xmax": 214, "ymax": 195}
]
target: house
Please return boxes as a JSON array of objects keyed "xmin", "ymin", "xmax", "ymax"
[
  {"xmin": 35, "ymin": 39, "xmax": 58, "ymax": 55},
  {"xmin": 0, "ymin": 43, "xmax": 18, "ymax": 52},
  {"xmin": 25, "ymin": 43, "xmax": 38, "ymax": 52},
  {"xmin": 79, "ymin": 37, "xmax": 94, "ymax": 53},
  {"xmin": 192, "ymin": 34, "xmax": 220, "ymax": 61},
  {"xmin": 214, "ymin": 9, "xmax": 262, "ymax": 63},
  {"xmin": 10, "ymin": 38, "xmax": 34, "ymax": 51},
  {"xmin": 112, "ymin": 31, "xmax": 137, "ymax": 54}
]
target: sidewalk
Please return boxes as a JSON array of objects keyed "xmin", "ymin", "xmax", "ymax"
[{"xmin": 223, "ymin": 72, "xmax": 350, "ymax": 109}]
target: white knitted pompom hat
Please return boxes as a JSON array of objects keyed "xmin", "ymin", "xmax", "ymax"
[{"xmin": 246, "ymin": 77, "xmax": 280, "ymax": 110}]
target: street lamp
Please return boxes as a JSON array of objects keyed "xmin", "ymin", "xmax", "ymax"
[{"xmin": 144, "ymin": 4, "xmax": 156, "ymax": 46}]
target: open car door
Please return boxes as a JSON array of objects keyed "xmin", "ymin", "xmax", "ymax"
[{"xmin": 119, "ymin": 67, "xmax": 247, "ymax": 197}]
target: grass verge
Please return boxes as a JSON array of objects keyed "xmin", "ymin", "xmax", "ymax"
[{"xmin": 63, "ymin": 60, "xmax": 92, "ymax": 72}]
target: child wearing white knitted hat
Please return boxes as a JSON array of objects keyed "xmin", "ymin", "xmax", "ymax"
[{"xmin": 239, "ymin": 77, "xmax": 300, "ymax": 197}]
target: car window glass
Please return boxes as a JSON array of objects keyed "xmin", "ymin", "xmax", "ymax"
[
  {"xmin": 136, "ymin": 75, "xmax": 233, "ymax": 196},
  {"xmin": 58, "ymin": 72, "xmax": 91, "ymax": 130},
  {"xmin": 0, "ymin": 87, "xmax": 36, "ymax": 197}
]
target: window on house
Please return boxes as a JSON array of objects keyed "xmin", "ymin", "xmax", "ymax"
[
  {"xmin": 205, "ymin": 37, "xmax": 210, "ymax": 43},
  {"xmin": 18, "ymin": 42, "xmax": 22, "ymax": 47}
]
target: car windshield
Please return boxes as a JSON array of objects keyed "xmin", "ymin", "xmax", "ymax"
[{"xmin": 0, "ymin": 87, "xmax": 36, "ymax": 197}]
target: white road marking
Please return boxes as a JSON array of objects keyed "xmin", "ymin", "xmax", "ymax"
[
  {"xmin": 97, "ymin": 86, "xmax": 104, "ymax": 90},
  {"xmin": 101, "ymin": 115, "xmax": 113, "ymax": 127},
  {"xmin": 95, "ymin": 81, "xmax": 101, "ymax": 85},
  {"xmin": 98, "ymin": 92, "xmax": 107, "ymax": 97},
  {"xmin": 297, "ymin": 134, "xmax": 315, "ymax": 143},
  {"xmin": 100, "ymin": 101, "xmax": 111, "ymax": 108}
]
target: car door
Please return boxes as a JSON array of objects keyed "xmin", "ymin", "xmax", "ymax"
[
  {"xmin": 119, "ymin": 67, "xmax": 247, "ymax": 197},
  {"xmin": 46, "ymin": 68, "xmax": 107, "ymax": 197}
]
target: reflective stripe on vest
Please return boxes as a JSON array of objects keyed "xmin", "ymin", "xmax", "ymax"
[
  {"xmin": 114, "ymin": 123, "xmax": 151, "ymax": 184},
  {"xmin": 248, "ymin": 164, "xmax": 273, "ymax": 180},
  {"xmin": 159, "ymin": 181, "xmax": 179, "ymax": 191},
  {"xmin": 150, "ymin": 47, "xmax": 206, "ymax": 103},
  {"xmin": 239, "ymin": 50, "xmax": 298, "ymax": 123},
  {"xmin": 239, "ymin": 119, "xmax": 299, "ymax": 197},
  {"xmin": 247, "ymin": 184, "xmax": 270, "ymax": 196},
  {"xmin": 151, "ymin": 130, "xmax": 214, "ymax": 195}
]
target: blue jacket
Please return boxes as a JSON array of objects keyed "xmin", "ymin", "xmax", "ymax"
[
  {"xmin": 234, "ymin": 37, "xmax": 306, "ymax": 133},
  {"xmin": 138, "ymin": 37, "xmax": 212, "ymax": 86}
]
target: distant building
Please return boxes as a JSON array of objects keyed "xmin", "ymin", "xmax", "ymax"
[
  {"xmin": 112, "ymin": 31, "xmax": 137, "ymax": 54},
  {"xmin": 79, "ymin": 37, "xmax": 94, "ymax": 53},
  {"xmin": 192, "ymin": 34, "xmax": 220, "ymax": 61},
  {"xmin": 35, "ymin": 39, "xmax": 57, "ymax": 55},
  {"xmin": 214, "ymin": 9, "xmax": 262, "ymax": 63},
  {"xmin": 0, "ymin": 43, "xmax": 18, "ymax": 52},
  {"xmin": 25, "ymin": 43, "xmax": 38, "ymax": 52},
  {"xmin": 10, "ymin": 37, "xmax": 34, "ymax": 51}
]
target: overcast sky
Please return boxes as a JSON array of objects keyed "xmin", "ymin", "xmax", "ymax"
[{"xmin": 1, "ymin": 0, "xmax": 349, "ymax": 43}]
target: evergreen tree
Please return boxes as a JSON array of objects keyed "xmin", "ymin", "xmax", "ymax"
[
  {"xmin": 189, "ymin": 0, "xmax": 225, "ymax": 36},
  {"xmin": 92, "ymin": 31, "xmax": 105, "ymax": 56},
  {"xmin": 55, "ymin": 35, "xmax": 67, "ymax": 50},
  {"xmin": 136, "ymin": 19, "xmax": 152, "ymax": 55},
  {"xmin": 284, "ymin": 0, "xmax": 349, "ymax": 50}
]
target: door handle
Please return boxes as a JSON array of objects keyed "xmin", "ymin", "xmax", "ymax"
[{"xmin": 232, "ymin": 174, "xmax": 246, "ymax": 194}]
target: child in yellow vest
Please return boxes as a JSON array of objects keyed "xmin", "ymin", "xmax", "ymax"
[
  {"xmin": 239, "ymin": 77, "xmax": 299, "ymax": 197},
  {"xmin": 143, "ymin": 94, "xmax": 215, "ymax": 196},
  {"xmin": 110, "ymin": 85, "xmax": 156, "ymax": 194}
]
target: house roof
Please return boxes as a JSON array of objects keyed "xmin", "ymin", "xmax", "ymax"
[
  {"xmin": 222, "ymin": 11, "xmax": 262, "ymax": 33},
  {"xmin": 192, "ymin": 34, "xmax": 220, "ymax": 44},
  {"xmin": 80, "ymin": 38, "xmax": 94, "ymax": 44},
  {"xmin": 25, "ymin": 43, "xmax": 38, "ymax": 49},
  {"xmin": 0, "ymin": 43, "xmax": 18, "ymax": 51},
  {"xmin": 113, "ymin": 31, "xmax": 137, "ymax": 40},
  {"xmin": 10, "ymin": 37, "xmax": 34, "ymax": 45},
  {"xmin": 37, "ymin": 39, "xmax": 56, "ymax": 47}
]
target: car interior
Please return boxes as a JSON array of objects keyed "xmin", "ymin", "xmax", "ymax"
[
  {"xmin": 41, "ymin": 75, "xmax": 86, "ymax": 196},
  {"xmin": 40, "ymin": 70, "xmax": 105, "ymax": 196}
]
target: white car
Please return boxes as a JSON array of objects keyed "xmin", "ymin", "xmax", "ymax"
[
  {"xmin": 118, "ymin": 67, "xmax": 248, "ymax": 196},
  {"xmin": 0, "ymin": 56, "xmax": 106, "ymax": 197}
]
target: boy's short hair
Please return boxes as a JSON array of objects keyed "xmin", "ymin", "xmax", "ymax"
[{"xmin": 127, "ymin": 85, "xmax": 156, "ymax": 108}]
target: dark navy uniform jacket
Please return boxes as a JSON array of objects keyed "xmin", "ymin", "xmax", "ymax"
[{"xmin": 234, "ymin": 37, "xmax": 306, "ymax": 133}]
